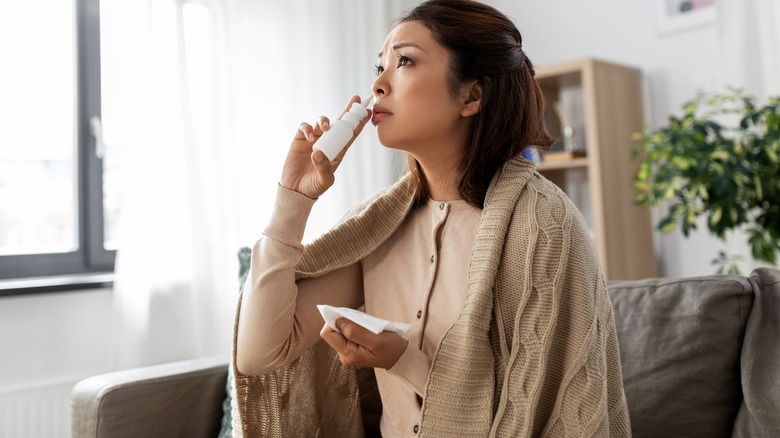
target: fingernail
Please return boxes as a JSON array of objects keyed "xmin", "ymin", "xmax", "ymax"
[
  {"xmin": 314, "ymin": 151, "xmax": 325, "ymax": 163},
  {"xmin": 322, "ymin": 121, "xmax": 329, "ymax": 129}
]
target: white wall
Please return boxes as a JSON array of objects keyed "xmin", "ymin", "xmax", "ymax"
[
  {"xmin": 0, "ymin": 288, "xmax": 114, "ymax": 437},
  {"xmin": 0, "ymin": 288, "xmax": 114, "ymax": 387},
  {"xmin": 490, "ymin": 0, "xmax": 750, "ymax": 277}
]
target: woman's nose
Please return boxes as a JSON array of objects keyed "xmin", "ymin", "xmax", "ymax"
[{"xmin": 371, "ymin": 74, "xmax": 387, "ymax": 97}]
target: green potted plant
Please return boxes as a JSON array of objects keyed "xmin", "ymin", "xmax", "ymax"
[{"xmin": 632, "ymin": 88, "xmax": 780, "ymax": 274}]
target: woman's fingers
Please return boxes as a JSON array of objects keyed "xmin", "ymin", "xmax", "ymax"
[
  {"xmin": 296, "ymin": 116, "xmax": 332, "ymax": 143},
  {"xmin": 337, "ymin": 318, "xmax": 378, "ymax": 348},
  {"xmin": 315, "ymin": 116, "xmax": 330, "ymax": 135},
  {"xmin": 320, "ymin": 322, "xmax": 349, "ymax": 352},
  {"xmin": 311, "ymin": 149, "xmax": 335, "ymax": 189},
  {"xmin": 320, "ymin": 321, "xmax": 368, "ymax": 367},
  {"xmin": 297, "ymin": 122, "xmax": 315, "ymax": 142},
  {"xmin": 320, "ymin": 318, "xmax": 408, "ymax": 369}
]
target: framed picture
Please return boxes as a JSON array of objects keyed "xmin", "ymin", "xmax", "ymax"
[{"xmin": 655, "ymin": 0, "xmax": 718, "ymax": 36}]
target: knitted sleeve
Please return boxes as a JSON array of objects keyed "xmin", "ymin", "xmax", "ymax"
[{"xmin": 388, "ymin": 340, "xmax": 432, "ymax": 396}]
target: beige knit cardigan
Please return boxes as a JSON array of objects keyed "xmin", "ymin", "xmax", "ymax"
[{"xmin": 231, "ymin": 156, "xmax": 631, "ymax": 437}]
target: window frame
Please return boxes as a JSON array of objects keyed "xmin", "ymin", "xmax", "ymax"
[{"xmin": 0, "ymin": 0, "xmax": 114, "ymax": 295}]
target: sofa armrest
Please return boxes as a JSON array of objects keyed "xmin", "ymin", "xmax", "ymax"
[
  {"xmin": 71, "ymin": 355, "xmax": 229, "ymax": 438},
  {"xmin": 733, "ymin": 268, "xmax": 780, "ymax": 437}
]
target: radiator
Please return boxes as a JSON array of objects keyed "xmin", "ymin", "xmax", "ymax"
[{"xmin": 0, "ymin": 375, "xmax": 81, "ymax": 438}]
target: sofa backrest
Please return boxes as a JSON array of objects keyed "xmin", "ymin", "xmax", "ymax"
[{"xmin": 608, "ymin": 273, "xmax": 753, "ymax": 438}]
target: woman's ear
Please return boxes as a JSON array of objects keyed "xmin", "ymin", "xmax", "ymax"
[{"xmin": 460, "ymin": 81, "xmax": 482, "ymax": 117}]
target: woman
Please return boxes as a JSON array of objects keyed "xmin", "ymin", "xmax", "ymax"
[{"xmin": 233, "ymin": 1, "xmax": 630, "ymax": 436}]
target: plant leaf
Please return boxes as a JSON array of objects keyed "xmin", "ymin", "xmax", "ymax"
[
  {"xmin": 632, "ymin": 88, "xmax": 780, "ymax": 267},
  {"xmin": 658, "ymin": 216, "xmax": 677, "ymax": 233},
  {"xmin": 710, "ymin": 206, "xmax": 723, "ymax": 225}
]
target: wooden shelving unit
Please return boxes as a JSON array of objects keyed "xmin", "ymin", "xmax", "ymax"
[
  {"xmin": 535, "ymin": 58, "xmax": 657, "ymax": 280},
  {"xmin": 537, "ymin": 157, "xmax": 589, "ymax": 171}
]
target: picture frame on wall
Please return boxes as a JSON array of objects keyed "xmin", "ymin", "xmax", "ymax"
[{"xmin": 655, "ymin": 0, "xmax": 718, "ymax": 36}]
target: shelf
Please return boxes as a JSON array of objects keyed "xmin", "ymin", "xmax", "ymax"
[
  {"xmin": 537, "ymin": 157, "xmax": 589, "ymax": 171},
  {"xmin": 532, "ymin": 58, "xmax": 656, "ymax": 281}
]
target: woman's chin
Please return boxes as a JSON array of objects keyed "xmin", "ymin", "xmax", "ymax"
[
  {"xmin": 376, "ymin": 128, "xmax": 407, "ymax": 151},
  {"xmin": 376, "ymin": 136, "xmax": 405, "ymax": 153},
  {"xmin": 376, "ymin": 131, "xmax": 394, "ymax": 149}
]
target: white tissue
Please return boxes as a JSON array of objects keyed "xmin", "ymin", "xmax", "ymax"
[{"xmin": 317, "ymin": 304, "xmax": 411, "ymax": 336}]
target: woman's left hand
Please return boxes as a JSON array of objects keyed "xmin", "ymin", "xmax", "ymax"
[{"xmin": 320, "ymin": 318, "xmax": 408, "ymax": 369}]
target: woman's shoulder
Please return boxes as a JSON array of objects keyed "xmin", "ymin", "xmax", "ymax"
[
  {"xmin": 487, "ymin": 157, "xmax": 569, "ymax": 213},
  {"xmin": 499, "ymin": 164, "xmax": 588, "ymax": 237}
]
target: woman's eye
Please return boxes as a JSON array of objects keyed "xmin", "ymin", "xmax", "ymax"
[{"xmin": 374, "ymin": 56, "xmax": 410, "ymax": 76}]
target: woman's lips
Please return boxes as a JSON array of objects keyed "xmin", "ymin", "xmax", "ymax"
[{"xmin": 371, "ymin": 104, "xmax": 392, "ymax": 124}]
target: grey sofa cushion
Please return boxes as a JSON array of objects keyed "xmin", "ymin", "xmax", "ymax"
[
  {"xmin": 733, "ymin": 268, "xmax": 780, "ymax": 437},
  {"xmin": 608, "ymin": 274, "xmax": 753, "ymax": 438},
  {"xmin": 71, "ymin": 356, "xmax": 228, "ymax": 438}
]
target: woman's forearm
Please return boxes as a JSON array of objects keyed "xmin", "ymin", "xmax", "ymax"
[{"xmin": 236, "ymin": 186, "xmax": 363, "ymax": 375}]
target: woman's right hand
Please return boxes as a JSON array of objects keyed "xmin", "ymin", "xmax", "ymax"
[{"xmin": 280, "ymin": 96, "xmax": 372, "ymax": 199}]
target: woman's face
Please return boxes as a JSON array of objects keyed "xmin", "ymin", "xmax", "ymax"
[{"xmin": 371, "ymin": 21, "xmax": 474, "ymax": 163}]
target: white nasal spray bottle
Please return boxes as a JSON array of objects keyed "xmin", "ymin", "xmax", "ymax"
[{"xmin": 314, "ymin": 95, "xmax": 374, "ymax": 161}]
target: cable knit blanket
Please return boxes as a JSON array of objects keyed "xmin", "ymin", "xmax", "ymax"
[{"xmin": 231, "ymin": 156, "xmax": 630, "ymax": 437}]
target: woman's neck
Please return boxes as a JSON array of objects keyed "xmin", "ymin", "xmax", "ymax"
[
  {"xmin": 409, "ymin": 119, "xmax": 473, "ymax": 202},
  {"xmin": 417, "ymin": 154, "xmax": 462, "ymax": 202}
]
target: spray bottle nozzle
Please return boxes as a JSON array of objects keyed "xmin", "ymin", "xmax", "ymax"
[{"xmin": 313, "ymin": 94, "xmax": 375, "ymax": 161}]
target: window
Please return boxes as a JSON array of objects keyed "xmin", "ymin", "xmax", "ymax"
[{"xmin": 0, "ymin": 0, "xmax": 112, "ymax": 293}]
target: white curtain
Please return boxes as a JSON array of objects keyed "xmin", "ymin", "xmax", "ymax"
[
  {"xmin": 102, "ymin": 0, "xmax": 415, "ymax": 369},
  {"xmin": 718, "ymin": 0, "xmax": 780, "ymax": 99}
]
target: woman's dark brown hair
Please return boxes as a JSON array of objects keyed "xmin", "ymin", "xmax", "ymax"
[{"xmin": 398, "ymin": 0, "xmax": 554, "ymax": 208}]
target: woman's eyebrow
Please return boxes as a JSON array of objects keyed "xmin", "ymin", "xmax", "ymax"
[{"xmin": 377, "ymin": 42, "xmax": 425, "ymax": 58}]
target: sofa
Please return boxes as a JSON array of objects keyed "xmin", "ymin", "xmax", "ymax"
[{"xmin": 71, "ymin": 268, "xmax": 779, "ymax": 437}]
